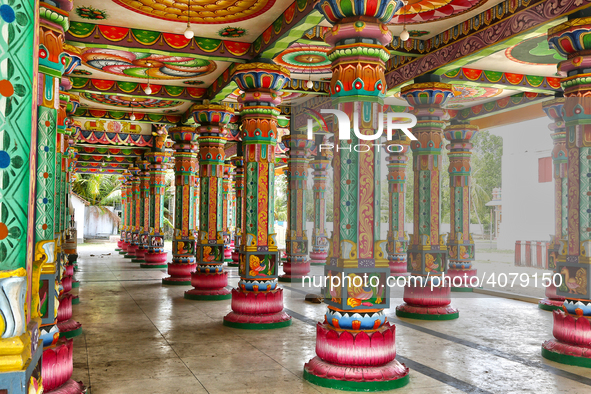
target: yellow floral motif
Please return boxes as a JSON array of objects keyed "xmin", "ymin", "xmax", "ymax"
[{"xmin": 249, "ymin": 255, "xmax": 267, "ymax": 277}]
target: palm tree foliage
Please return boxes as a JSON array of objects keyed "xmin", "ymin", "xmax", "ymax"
[{"xmin": 71, "ymin": 174, "xmax": 121, "ymax": 206}]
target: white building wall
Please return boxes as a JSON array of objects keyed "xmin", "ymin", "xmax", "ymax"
[
  {"xmin": 491, "ymin": 117, "xmax": 554, "ymax": 250},
  {"xmin": 84, "ymin": 206, "xmax": 118, "ymax": 237},
  {"xmin": 70, "ymin": 195, "xmax": 86, "ymax": 243}
]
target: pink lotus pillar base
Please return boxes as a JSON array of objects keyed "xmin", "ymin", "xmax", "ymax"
[
  {"xmin": 223, "ymin": 288, "xmax": 292, "ymax": 329},
  {"xmin": 279, "ymin": 261, "xmax": 311, "ymax": 282},
  {"xmin": 304, "ymin": 323, "xmax": 409, "ymax": 390},
  {"xmin": 184, "ymin": 271, "xmax": 231, "ymax": 300},
  {"xmin": 43, "ymin": 339, "xmax": 78, "ymax": 393},
  {"xmin": 396, "ymin": 282, "xmax": 459, "ymax": 320},
  {"xmin": 45, "ymin": 379, "xmax": 86, "ymax": 394},
  {"xmin": 125, "ymin": 243, "xmax": 138, "ymax": 257},
  {"xmin": 539, "ymin": 283, "xmax": 566, "ymax": 311},
  {"xmin": 542, "ymin": 310, "xmax": 591, "ymax": 367},
  {"xmin": 389, "ymin": 261, "xmax": 409, "ymax": 277},
  {"xmin": 141, "ymin": 252, "xmax": 168, "ymax": 268},
  {"xmin": 309, "ymin": 251, "xmax": 328, "ymax": 266},
  {"xmin": 447, "ymin": 269, "xmax": 478, "ymax": 291},
  {"xmin": 229, "ymin": 250, "xmax": 239, "ymax": 267},
  {"xmin": 119, "ymin": 242, "xmax": 130, "ymax": 254},
  {"xmin": 162, "ymin": 263, "xmax": 196, "ymax": 285}
]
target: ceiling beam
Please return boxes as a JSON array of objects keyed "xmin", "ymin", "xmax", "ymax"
[
  {"xmin": 70, "ymin": 77, "xmax": 207, "ymax": 101},
  {"xmin": 73, "ymin": 107, "xmax": 182, "ymax": 125},
  {"xmin": 449, "ymin": 92, "xmax": 551, "ymax": 122},
  {"xmin": 442, "ymin": 68, "xmax": 562, "ymax": 94},
  {"xmin": 65, "ymin": 22, "xmax": 251, "ymax": 63},
  {"xmin": 385, "ymin": 0, "xmax": 591, "ymax": 90}
]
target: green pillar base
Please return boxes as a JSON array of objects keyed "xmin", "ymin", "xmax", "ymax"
[
  {"xmin": 542, "ymin": 347, "xmax": 591, "ymax": 368},
  {"xmin": 450, "ymin": 287, "xmax": 474, "ymax": 292},
  {"xmin": 303, "ymin": 370, "xmax": 410, "ymax": 392},
  {"xmin": 278, "ymin": 276, "xmax": 311, "ymax": 283},
  {"xmin": 59, "ymin": 327, "xmax": 83, "ymax": 339},
  {"xmin": 118, "ymin": 251, "xmax": 127, "ymax": 255},
  {"xmin": 123, "ymin": 254, "xmax": 136, "ymax": 259},
  {"xmin": 140, "ymin": 263, "xmax": 167, "ymax": 269},
  {"xmin": 184, "ymin": 293, "xmax": 232, "ymax": 301},
  {"xmin": 227, "ymin": 263, "xmax": 239, "ymax": 267},
  {"xmin": 223, "ymin": 318, "xmax": 292, "ymax": 330},
  {"xmin": 131, "ymin": 259, "xmax": 145, "ymax": 263},
  {"xmin": 224, "ymin": 259, "xmax": 233, "ymax": 263},
  {"xmin": 538, "ymin": 303, "xmax": 563, "ymax": 312},
  {"xmin": 115, "ymin": 248, "xmax": 121, "ymax": 252},
  {"xmin": 396, "ymin": 309, "xmax": 459, "ymax": 320},
  {"xmin": 72, "ymin": 281, "xmax": 80, "ymax": 289},
  {"xmin": 310, "ymin": 262, "xmax": 326, "ymax": 266},
  {"xmin": 72, "ymin": 297, "xmax": 80, "ymax": 305},
  {"xmin": 162, "ymin": 279, "xmax": 191, "ymax": 286}
]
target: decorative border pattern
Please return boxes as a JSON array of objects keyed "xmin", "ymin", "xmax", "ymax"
[
  {"xmin": 73, "ymin": 107, "xmax": 181, "ymax": 124},
  {"xmin": 448, "ymin": 92, "xmax": 549, "ymax": 120},
  {"xmin": 385, "ymin": 0, "xmax": 591, "ymax": 89},
  {"xmin": 65, "ymin": 22, "xmax": 252, "ymax": 62},
  {"xmin": 443, "ymin": 68, "xmax": 562, "ymax": 93},
  {"xmin": 76, "ymin": 130, "xmax": 153, "ymax": 147}
]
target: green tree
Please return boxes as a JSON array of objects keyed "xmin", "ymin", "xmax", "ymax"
[
  {"xmin": 71, "ymin": 174, "xmax": 121, "ymax": 206},
  {"xmin": 274, "ymin": 173, "xmax": 288, "ymax": 222}
]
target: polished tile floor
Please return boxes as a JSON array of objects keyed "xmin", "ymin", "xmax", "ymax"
[{"xmin": 71, "ymin": 244, "xmax": 591, "ymax": 393}]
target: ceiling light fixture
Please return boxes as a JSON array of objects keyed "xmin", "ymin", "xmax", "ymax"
[
  {"xmin": 400, "ymin": 1, "xmax": 410, "ymax": 41},
  {"xmin": 129, "ymin": 102, "xmax": 136, "ymax": 121},
  {"xmin": 184, "ymin": 1, "xmax": 194, "ymax": 39},
  {"xmin": 145, "ymin": 63, "xmax": 152, "ymax": 95},
  {"xmin": 306, "ymin": 58, "xmax": 313, "ymax": 89}
]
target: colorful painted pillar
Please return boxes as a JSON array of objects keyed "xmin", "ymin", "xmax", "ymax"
[
  {"xmin": 143, "ymin": 130, "xmax": 171, "ymax": 268},
  {"xmin": 162, "ymin": 127, "xmax": 198, "ymax": 285},
  {"xmin": 386, "ymin": 134, "xmax": 410, "ymax": 276},
  {"xmin": 185, "ymin": 104, "xmax": 234, "ymax": 300},
  {"xmin": 309, "ymin": 136, "xmax": 330, "ymax": 266},
  {"xmin": 279, "ymin": 133, "xmax": 312, "ymax": 282},
  {"xmin": 118, "ymin": 175, "xmax": 129, "ymax": 254},
  {"xmin": 396, "ymin": 79, "xmax": 458, "ymax": 320},
  {"xmin": 540, "ymin": 96, "xmax": 568, "ymax": 311},
  {"xmin": 304, "ymin": 1, "xmax": 410, "ymax": 390},
  {"xmin": 223, "ymin": 62, "xmax": 292, "ymax": 329},
  {"xmin": 0, "ymin": 0, "xmax": 46, "ymax": 391},
  {"xmin": 445, "ymin": 123, "xmax": 478, "ymax": 290},
  {"xmin": 125, "ymin": 164, "xmax": 141, "ymax": 258},
  {"xmin": 542, "ymin": 16, "xmax": 591, "ymax": 367},
  {"xmin": 230, "ymin": 144, "xmax": 244, "ymax": 267},
  {"xmin": 133, "ymin": 158, "xmax": 150, "ymax": 263},
  {"xmin": 120, "ymin": 178, "xmax": 132, "ymax": 254},
  {"xmin": 223, "ymin": 161, "xmax": 233, "ymax": 263}
]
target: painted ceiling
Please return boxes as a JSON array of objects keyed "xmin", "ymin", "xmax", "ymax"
[{"xmin": 63, "ymin": 0, "xmax": 573, "ymax": 172}]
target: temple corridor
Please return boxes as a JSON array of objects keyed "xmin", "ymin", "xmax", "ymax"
[{"xmin": 71, "ymin": 244, "xmax": 591, "ymax": 394}]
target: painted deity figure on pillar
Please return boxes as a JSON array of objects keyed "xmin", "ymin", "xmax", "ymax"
[
  {"xmin": 223, "ymin": 62, "xmax": 292, "ymax": 328},
  {"xmin": 309, "ymin": 134, "xmax": 331, "ymax": 266},
  {"xmin": 540, "ymin": 96, "xmax": 568, "ymax": 311},
  {"xmin": 185, "ymin": 104, "xmax": 235, "ymax": 300},
  {"xmin": 230, "ymin": 144, "xmax": 244, "ymax": 268},
  {"xmin": 445, "ymin": 122, "xmax": 478, "ymax": 290},
  {"xmin": 279, "ymin": 133, "xmax": 313, "ymax": 282},
  {"xmin": 542, "ymin": 13, "xmax": 591, "ymax": 367},
  {"xmin": 143, "ymin": 125, "xmax": 171, "ymax": 268},
  {"xmin": 386, "ymin": 132, "xmax": 410, "ymax": 276},
  {"xmin": 396, "ymin": 79, "xmax": 458, "ymax": 320},
  {"xmin": 162, "ymin": 127, "xmax": 198, "ymax": 285},
  {"xmin": 304, "ymin": 1, "xmax": 410, "ymax": 391}
]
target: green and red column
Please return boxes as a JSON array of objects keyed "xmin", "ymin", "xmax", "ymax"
[
  {"xmin": 279, "ymin": 133, "xmax": 312, "ymax": 282},
  {"xmin": 396, "ymin": 80, "xmax": 458, "ymax": 320},
  {"xmin": 230, "ymin": 146, "xmax": 244, "ymax": 268},
  {"xmin": 386, "ymin": 135, "xmax": 410, "ymax": 276},
  {"xmin": 540, "ymin": 97, "xmax": 568, "ymax": 311},
  {"xmin": 133, "ymin": 158, "xmax": 150, "ymax": 263},
  {"xmin": 117, "ymin": 175, "xmax": 128, "ymax": 253},
  {"xmin": 163, "ymin": 127, "xmax": 198, "ymax": 285},
  {"xmin": 304, "ymin": 1, "xmax": 410, "ymax": 390},
  {"xmin": 445, "ymin": 123, "xmax": 478, "ymax": 290},
  {"xmin": 223, "ymin": 161, "xmax": 234, "ymax": 263},
  {"xmin": 120, "ymin": 177, "xmax": 133, "ymax": 253},
  {"xmin": 542, "ymin": 15, "xmax": 591, "ymax": 367},
  {"xmin": 185, "ymin": 104, "xmax": 234, "ymax": 300},
  {"xmin": 223, "ymin": 62, "xmax": 292, "ymax": 329},
  {"xmin": 125, "ymin": 164, "xmax": 141, "ymax": 258},
  {"xmin": 309, "ymin": 139, "xmax": 330, "ymax": 266},
  {"xmin": 143, "ymin": 137, "xmax": 171, "ymax": 268}
]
